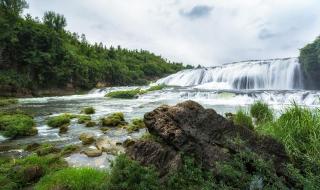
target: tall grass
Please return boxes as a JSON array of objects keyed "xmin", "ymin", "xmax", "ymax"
[
  {"xmin": 257, "ymin": 104, "xmax": 320, "ymax": 164},
  {"xmin": 250, "ymin": 101, "xmax": 273, "ymax": 124},
  {"xmin": 233, "ymin": 109, "xmax": 254, "ymax": 130}
]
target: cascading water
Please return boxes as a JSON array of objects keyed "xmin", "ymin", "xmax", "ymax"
[{"xmin": 156, "ymin": 58, "xmax": 303, "ymax": 90}]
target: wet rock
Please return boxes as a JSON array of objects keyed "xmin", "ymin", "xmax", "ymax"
[
  {"xmin": 95, "ymin": 137, "xmax": 123, "ymax": 155},
  {"xmin": 128, "ymin": 100, "xmax": 288, "ymax": 175},
  {"xmin": 85, "ymin": 121, "xmax": 96, "ymax": 127},
  {"xmin": 82, "ymin": 148, "xmax": 102, "ymax": 157},
  {"xmin": 123, "ymin": 139, "xmax": 135, "ymax": 148},
  {"xmin": 127, "ymin": 141, "xmax": 182, "ymax": 176},
  {"xmin": 79, "ymin": 133, "xmax": 95, "ymax": 145},
  {"xmin": 59, "ymin": 124, "xmax": 69, "ymax": 134}
]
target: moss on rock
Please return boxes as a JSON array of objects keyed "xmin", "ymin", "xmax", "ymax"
[
  {"xmin": 47, "ymin": 114, "xmax": 71, "ymax": 128},
  {"xmin": 77, "ymin": 115, "xmax": 91, "ymax": 124},
  {"xmin": 81, "ymin": 107, "xmax": 95, "ymax": 115},
  {"xmin": 101, "ymin": 112, "xmax": 126, "ymax": 127},
  {"xmin": 105, "ymin": 88, "xmax": 141, "ymax": 99},
  {"xmin": 0, "ymin": 113, "xmax": 37, "ymax": 138}
]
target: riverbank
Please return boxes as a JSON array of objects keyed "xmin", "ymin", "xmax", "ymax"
[{"xmin": 0, "ymin": 100, "xmax": 319, "ymax": 189}]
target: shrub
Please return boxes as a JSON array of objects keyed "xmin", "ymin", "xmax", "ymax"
[
  {"xmin": 77, "ymin": 115, "xmax": 91, "ymax": 124},
  {"xmin": 233, "ymin": 110, "xmax": 254, "ymax": 130},
  {"xmin": 105, "ymin": 88, "xmax": 141, "ymax": 99},
  {"xmin": 164, "ymin": 156, "xmax": 215, "ymax": 190},
  {"xmin": 101, "ymin": 112, "xmax": 126, "ymax": 127},
  {"xmin": 250, "ymin": 101, "xmax": 273, "ymax": 124},
  {"xmin": 47, "ymin": 114, "xmax": 71, "ymax": 128},
  {"xmin": 81, "ymin": 107, "xmax": 95, "ymax": 114},
  {"xmin": 107, "ymin": 154, "xmax": 160, "ymax": 190},
  {"xmin": 0, "ymin": 98, "xmax": 18, "ymax": 107},
  {"xmin": 35, "ymin": 168, "xmax": 108, "ymax": 190},
  {"xmin": 0, "ymin": 113, "xmax": 37, "ymax": 138}
]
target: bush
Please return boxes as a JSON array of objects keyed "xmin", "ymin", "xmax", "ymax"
[
  {"xmin": 47, "ymin": 114, "xmax": 71, "ymax": 128},
  {"xmin": 0, "ymin": 113, "xmax": 37, "ymax": 138},
  {"xmin": 105, "ymin": 88, "xmax": 141, "ymax": 99},
  {"xmin": 77, "ymin": 115, "xmax": 91, "ymax": 124},
  {"xmin": 81, "ymin": 107, "xmax": 95, "ymax": 115},
  {"xmin": 101, "ymin": 112, "xmax": 126, "ymax": 127},
  {"xmin": 107, "ymin": 154, "xmax": 160, "ymax": 190},
  {"xmin": 0, "ymin": 98, "xmax": 18, "ymax": 107},
  {"xmin": 250, "ymin": 101, "xmax": 273, "ymax": 124},
  {"xmin": 233, "ymin": 110, "xmax": 254, "ymax": 130},
  {"xmin": 35, "ymin": 168, "xmax": 108, "ymax": 190},
  {"xmin": 164, "ymin": 156, "xmax": 215, "ymax": 190}
]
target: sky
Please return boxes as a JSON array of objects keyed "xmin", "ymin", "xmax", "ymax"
[{"xmin": 25, "ymin": 0, "xmax": 320, "ymax": 66}]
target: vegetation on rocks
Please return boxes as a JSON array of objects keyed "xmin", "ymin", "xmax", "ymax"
[
  {"xmin": 77, "ymin": 115, "xmax": 91, "ymax": 124},
  {"xmin": 101, "ymin": 112, "xmax": 126, "ymax": 127},
  {"xmin": 81, "ymin": 107, "xmax": 95, "ymax": 115},
  {"xmin": 47, "ymin": 114, "xmax": 71, "ymax": 128},
  {"xmin": 0, "ymin": 113, "xmax": 37, "ymax": 138},
  {"xmin": 125, "ymin": 118, "xmax": 145, "ymax": 133},
  {"xmin": 106, "ymin": 85, "xmax": 166, "ymax": 99}
]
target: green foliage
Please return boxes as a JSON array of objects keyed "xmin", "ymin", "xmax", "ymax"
[
  {"xmin": 299, "ymin": 36, "xmax": 320, "ymax": 89},
  {"xmin": 0, "ymin": 98, "xmax": 18, "ymax": 107},
  {"xmin": 257, "ymin": 104, "xmax": 320, "ymax": 164},
  {"xmin": 60, "ymin": 144, "xmax": 81, "ymax": 156},
  {"xmin": 34, "ymin": 168, "xmax": 108, "ymax": 190},
  {"xmin": 125, "ymin": 118, "xmax": 145, "ymax": 133},
  {"xmin": 47, "ymin": 114, "xmax": 71, "ymax": 128},
  {"xmin": 0, "ymin": 113, "xmax": 37, "ymax": 138},
  {"xmin": 250, "ymin": 101, "xmax": 273, "ymax": 124},
  {"xmin": 233, "ymin": 109, "xmax": 254, "ymax": 130},
  {"xmin": 106, "ymin": 88, "xmax": 140, "ymax": 99},
  {"xmin": 0, "ymin": 4, "xmax": 185, "ymax": 95},
  {"xmin": 35, "ymin": 143, "xmax": 61, "ymax": 156},
  {"xmin": 77, "ymin": 115, "xmax": 91, "ymax": 124},
  {"xmin": 164, "ymin": 156, "xmax": 215, "ymax": 190},
  {"xmin": 107, "ymin": 154, "xmax": 160, "ymax": 190},
  {"xmin": 81, "ymin": 106, "xmax": 95, "ymax": 114},
  {"xmin": 0, "ymin": 154, "xmax": 67, "ymax": 188},
  {"xmin": 101, "ymin": 112, "xmax": 126, "ymax": 127}
]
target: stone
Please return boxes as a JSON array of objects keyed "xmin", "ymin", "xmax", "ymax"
[
  {"xmin": 79, "ymin": 133, "xmax": 95, "ymax": 145},
  {"xmin": 95, "ymin": 137, "xmax": 124, "ymax": 155},
  {"xmin": 23, "ymin": 165, "xmax": 44, "ymax": 183},
  {"xmin": 59, "ymin": 124, "xmax": 69, "ymax": 133},
  {"xmin": 82, "ymin": 148, "xmax": 102, "ymax": 157}
]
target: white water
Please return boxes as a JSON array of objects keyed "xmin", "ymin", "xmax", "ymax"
[{"xmin": 156, "ymin": 58, "xmax": 303, "ymax": 90}]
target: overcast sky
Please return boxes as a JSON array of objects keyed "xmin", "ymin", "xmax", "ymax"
[{"xmin": 25, "ymin": 0, "xmax": 320, "ymax": 66}]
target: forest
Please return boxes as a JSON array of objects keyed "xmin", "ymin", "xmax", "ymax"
[{"xmin": 0, "ymin": 0, "xmax": 189, "ymax": 96}]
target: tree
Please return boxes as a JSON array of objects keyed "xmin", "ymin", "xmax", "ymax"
[
  {"xmin": 43, "ymin": 11, "xmax": 67, "ymax": 31},
  {"xmin": 0, "ymin": 0, "xmax": 28, "ymax": 17}
]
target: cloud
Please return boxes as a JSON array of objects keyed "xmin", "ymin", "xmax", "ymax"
[
  {"xmin": 25, "ymin": 0, "xmax": 320, "ymax": 67},
  {"xmin": 180, "ymin": 5, "xmax": 213, "ymax": 19}
]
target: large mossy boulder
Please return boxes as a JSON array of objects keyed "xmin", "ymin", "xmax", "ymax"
[
  {"xmin": 101, "ymin": 112, "xmax": 127, "ymax": 127},
  {"xmin": 0, "ymin": 113, "xmax": 37, "ymax": 138},
  {"xmin": 79, "ymin": 133, "xmax": 95, "ymax": 145},
  {"xmin": 127, "ymin": 100, "xmax": 288, "ymax": 176},
  {"xmin": 105, "ymin": 88, "xmax": 140, "ymax": 99},
  {"xmin": 81, "ymin": 107, "xmax": 95, "ymax": 115}
]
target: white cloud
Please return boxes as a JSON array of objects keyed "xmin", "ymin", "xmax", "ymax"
[{"xmin": 25, "ymin": 0, "xmax": 320, "ymax": 66}]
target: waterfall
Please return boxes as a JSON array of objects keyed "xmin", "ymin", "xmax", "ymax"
[{"xmin": 156, "ymin": 58, "xmax": 304, "ymax": 90}]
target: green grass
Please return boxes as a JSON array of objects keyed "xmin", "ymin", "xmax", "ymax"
[
  {"xmin": 101, "ymin": 112, "xmax": 126, "ymax": 127},
  {"xmin": 47, "ymin": 114, "xmax": 71, "ymax": 128},
  {"xmin": 0, "ymin": 98, "xmax": 18, "ymax": 107},
  {"xmin": 105, "ymin": 88, "xmax": 141, "ymax": 99},
  {"xmin": 0, "ymin": 113, "xmax": 37, "ymax": 138},
  {"xmin": 250, "ymin": 101, "xmax": 273, "ymax": 124},
  {"xmin": 233, "ymin": 109, "xmax": 254, "ymax": 130},
  {"xmin": 107, "ymin": 154, "xmax": 160, "ymax": 190},
  {"xmin": 81, "ymin": 107, "xmax": 95, "ymax": 114},
  {"xmin": 35, "ymin": 167, "xmax": 108, "ymax": 190},
  {"xmin": 0, "ymin": 154, "xmax": 67, "ymax": 188},
  {"xmin": 257, "ymin": 104, "xmax": 320, "ymax": 163}
]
